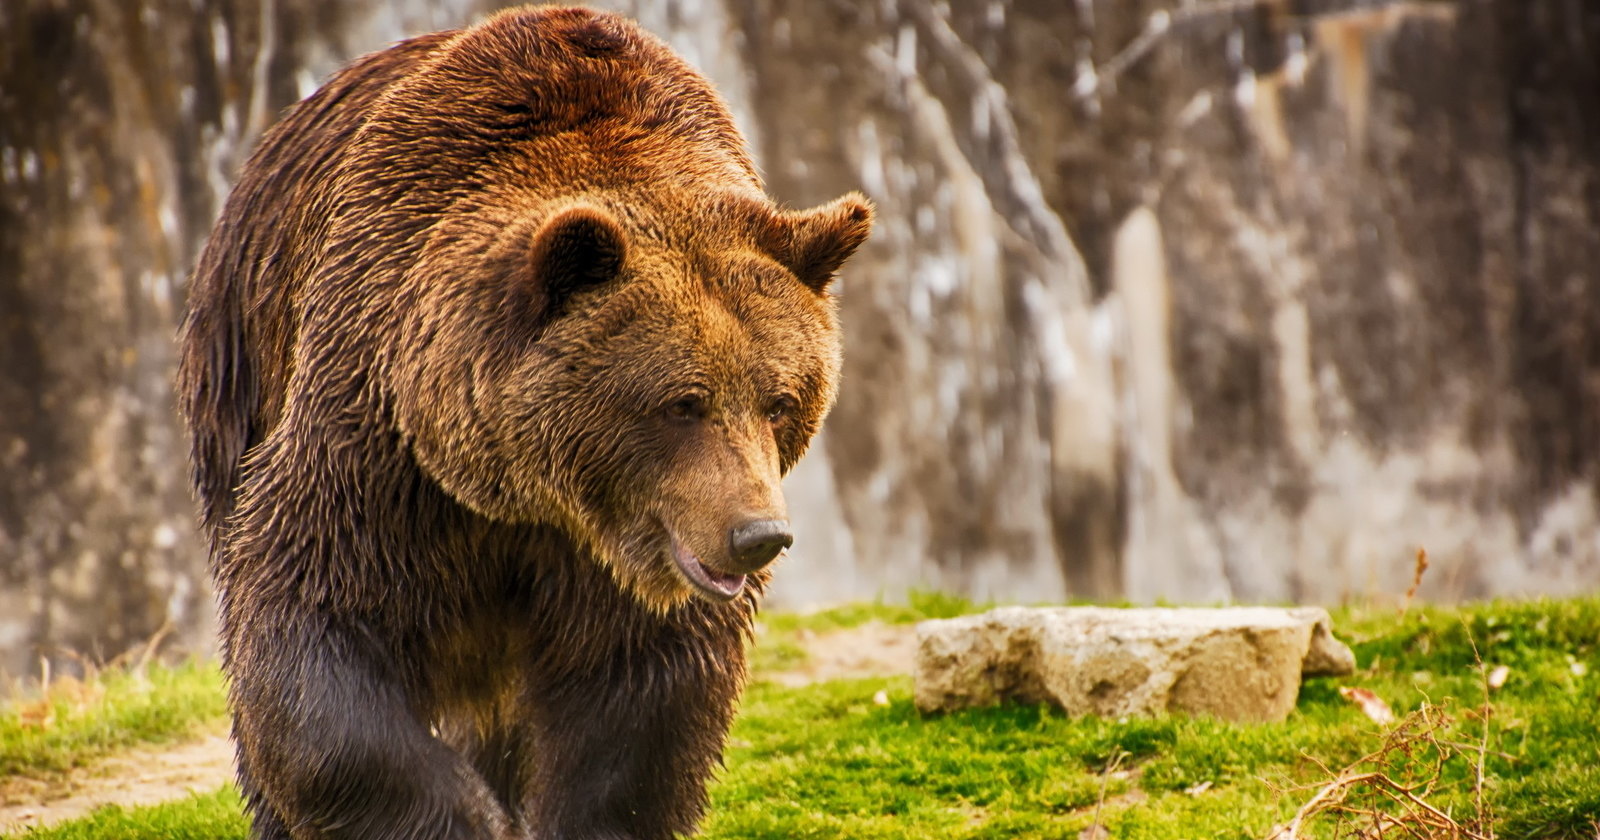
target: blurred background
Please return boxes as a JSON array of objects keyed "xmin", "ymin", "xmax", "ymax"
[{"xmin": 1, "ymin": 0, "xmax": 1596, "ymax": 684}]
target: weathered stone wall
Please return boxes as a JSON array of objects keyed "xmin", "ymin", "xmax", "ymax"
[
  {"xmin": 0, "ymin": 0, "xmax": 480, "ymax": 680},
  {"xmin": 1, "ymin": 0, "xmax": 1596, "ymax": 680},
  {"xmin": 741, "ymin": 0, "xmax": 1600, "ymax": 607}
]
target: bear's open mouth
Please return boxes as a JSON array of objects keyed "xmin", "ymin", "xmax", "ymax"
[{"xmin": 668, "ymin": 534, "xmax": 746, "ymax": 601}]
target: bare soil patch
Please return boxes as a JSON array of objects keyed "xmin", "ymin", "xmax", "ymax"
[
  {"xmin": 0, "ymin": 729, "xmax": 234, "ymax": 834},
  {"xmin": 768, "ymin": 620, "xmax": 919, "ymax": 686}
]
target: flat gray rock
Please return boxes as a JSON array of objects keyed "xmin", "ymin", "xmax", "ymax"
[{"xmin": 914, "ymin": 606, "xmax": 1356, "ymax": 723}]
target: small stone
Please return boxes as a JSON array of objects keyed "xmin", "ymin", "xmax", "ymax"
[{"xmin": 913, "ymin": 606, "xmax": 1357, "ymax": 723}]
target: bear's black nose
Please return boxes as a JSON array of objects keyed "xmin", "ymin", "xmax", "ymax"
[{"xmin": 728, "ymin": 519, "xmax": 793, "ymax": 572}]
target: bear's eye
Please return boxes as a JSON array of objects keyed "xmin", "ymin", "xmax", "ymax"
[
  {"xmin": 766, "ymin": 395, "xmax": 798, "ymax": 424},
  {"xmin": 666, "ymin": 393, "xmax": 708, "ymax": 423}
]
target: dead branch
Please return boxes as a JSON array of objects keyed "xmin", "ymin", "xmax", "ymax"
[{"xmin": 1269, "ymin": 700, "xmax": 1497, "ymax": 840}]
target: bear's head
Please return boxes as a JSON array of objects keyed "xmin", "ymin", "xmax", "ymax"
[{"xmin": 395, "ymin": 189, "xmax": 872, "ymax": 609}]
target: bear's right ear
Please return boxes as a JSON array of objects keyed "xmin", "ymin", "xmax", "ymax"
[
  {"xmin": 527, "ymin": 203, "xmax": 627, "ymax": 319},
  {"xmin": 768, "ymin": 193, "xmax": 875, "ymax": 293}
]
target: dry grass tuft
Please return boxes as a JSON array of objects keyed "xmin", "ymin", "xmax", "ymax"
[{"xmin": 5, "ymin": 622, "xmax": 174, "ymax": 732}]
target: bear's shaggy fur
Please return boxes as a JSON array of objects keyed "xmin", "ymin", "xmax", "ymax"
[{"xmin": 177, "ymin": 6, "xmax": 871, "ymax": 838}]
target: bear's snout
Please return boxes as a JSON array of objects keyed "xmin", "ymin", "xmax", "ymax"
[{"xmin": 727, "ymin": 518, "xmax": 793, "ymax": 573}]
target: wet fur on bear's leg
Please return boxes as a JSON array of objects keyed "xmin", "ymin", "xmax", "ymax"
[
  {"xmin": 226, "ymin": 617, "xmax": 513, "ymax": 840},
  {"xmin": 515, "ymin": 600, "xmax": 752, "ymax": 839},
  {"xmin": 236, "ymin": 769, "xmax": 292, "ymax": 840},
  {"xmin": 435, "ymin": 708, "xmax": 537, "ymax": 828}
]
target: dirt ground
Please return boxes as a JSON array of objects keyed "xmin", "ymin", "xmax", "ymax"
[
  {"xmin": 0, "ymin": 622, "xmax": 918, "ymax": 833},
  {"xmin": 0, "ymin": 730, "xmax": 234, "ymax": 834},
  {"xmin": 766, "ymin": 620, "xmax": 919, "ymax": 687}
]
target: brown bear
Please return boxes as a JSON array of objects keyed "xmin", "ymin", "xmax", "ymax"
[{"xmin": 176, "ymin": 6, "xmax": 871, "ymax": 839}]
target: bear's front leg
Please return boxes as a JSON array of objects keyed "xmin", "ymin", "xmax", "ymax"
[
  {"xmin": 227, "ymin": 616, "xmax": 515, "ymax": 840},
  {"xmin": 517, "ymin": 629, "xmax": 747, "ymax": 840}
]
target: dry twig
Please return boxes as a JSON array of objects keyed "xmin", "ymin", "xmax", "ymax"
[
  {"xmin": 1269, "ymin": 702, "xmax": 1496, "ymax": 839},
  {"xmin": 1400, "ymin": 548, "xmax": 1430, "ymax": 616},
  {"xmin": 1086, "ymin": 750, "xmax": 1127, "ymax": 839},
  {"xmin": 1462, "ymin": 621, "xmax": 1495, "ymax": 830}
]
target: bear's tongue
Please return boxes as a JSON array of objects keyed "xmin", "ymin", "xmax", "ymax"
[{"xmin": 669, "ymin": 536, "xmax": 746, "ymax": 601}]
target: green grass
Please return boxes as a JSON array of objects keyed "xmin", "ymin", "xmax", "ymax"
[
  {"xmin": 5, "ymin": 597, "xmax": 1599, "ymax": 839},
  {"xmin": 0, "ymin": 659, "xmax": 226, "ymax": 781},
  {"xmin": 713, "ymin": 597, "xmax": 1600, "ymax": 838}
]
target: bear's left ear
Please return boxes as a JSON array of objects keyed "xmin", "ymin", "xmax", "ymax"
[
  {"xmin": 769, "ymin": 193, "xmax": 874, "ymax": 292},
  {"xmin": 529, "ymin": 203, "xmax": 627, "ymax": 318}
]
